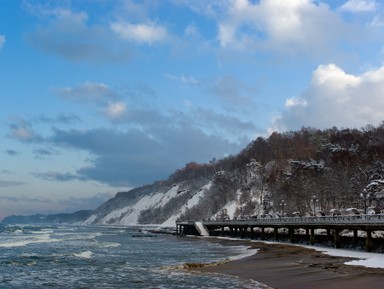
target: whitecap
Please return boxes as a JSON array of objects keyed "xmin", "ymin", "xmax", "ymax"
[
  {"xmin": 73, "ymin": 250, "xmax": 93, "ymax": 259},
  {"xmin": 0, "ymin": 240, "xmax": 31, "ymax": 248},
  {"xmin": 228, "ymin": 246, "xmax": 259, "ymax": 261},
  {"xmin": 101, "ymin": 242, "xmax": 121, "ymax": 248},
  {"xmin": 0, "ymin": 233, "xmax": 60, "ymax": 248}
]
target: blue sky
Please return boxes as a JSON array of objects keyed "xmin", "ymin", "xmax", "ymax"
[{"xmin": 1, "ymin": 0, "xmax": 384, "ymax": 219}]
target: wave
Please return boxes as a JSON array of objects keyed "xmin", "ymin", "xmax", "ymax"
[
  {"xmin": 0, "ymin": 230, "xmax": 60, "ymax": 248},
  {"xmin": 73, "ymin": 250, "xmax": 93, "ymax": 259}
]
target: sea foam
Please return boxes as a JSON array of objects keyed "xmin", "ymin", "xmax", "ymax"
[{"xmin": 74, "ymin": 250, "xmax": 93, "ymax": 259}]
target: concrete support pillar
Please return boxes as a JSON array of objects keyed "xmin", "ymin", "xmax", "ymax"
[
  {"xmin": 250, "ymin": 226, "xmax": 254, "ymax": 239},
  {"xmin": 366, "ymin": 230, "xmax": 373, "ymax": 252},
  {"xmin": 274, "ymin": 227, "xmax": 279, "ymax": 241},
  {"xmin": 326, "ymin": 228, "xmax": 331, "ymax": 242},
  {"xmin": 221, "ymin": 226, "xmax": 225, "ymax": 237},
  {"xmin": 240, "ymin": 227, "xmax": 244, "ymax": 237},
  {"xmin": 261, "ymin": 227, "xmax": 266, "ymax": 240},
  {"xmin": 334, "ymin": 229, "xmax": 341, "ymax": 248},
  {"xmin": 310, "ymin": 228, "xmax": 316, "ymax": 245},
  {"xmin": 289, "ymin": 228, "xmax": 295, "ymax": 243},
  {"xmin": 353, "ymin": 229, "xmax": 358, "ymax": 245}
]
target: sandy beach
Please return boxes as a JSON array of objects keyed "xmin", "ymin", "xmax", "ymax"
[{"xmin": 190, "ymin": 238, "xmax": 384, "ymax": 289}]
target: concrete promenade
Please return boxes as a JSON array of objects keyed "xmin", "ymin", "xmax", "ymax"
[{"xmin": 176, "ymin": 214, "xmax": 384, "ymax": 251}]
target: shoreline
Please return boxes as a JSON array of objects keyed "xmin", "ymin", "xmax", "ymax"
[{"xmin": 187, "ymin": 237, "xmax": 384, "ymax": 289}]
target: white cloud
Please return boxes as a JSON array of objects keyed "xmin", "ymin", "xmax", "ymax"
[
  {"xmin": 111, "ymin": 21, "xmax": 167, "ymax": 44},
  {"xmin": 340, "ymin": 0, "xmax": 377, "ymax": 13},
  {"xmin": 0, "ymin": 35, "xmax": 5, "ymax": 49},
  {"xmin": 285, "ymin": 97, "xmax": 308, "ymax": 108},
  {"xmin": 105, "ymin": 102, "xmax": 127, "ymax": 119},
  {"xmin": 216, "ymin": 0, "xmax": 349, "ymax": 55},
  {"xmin": 272, "ymin": 64, "xmax": 384, "ymax": 132}
]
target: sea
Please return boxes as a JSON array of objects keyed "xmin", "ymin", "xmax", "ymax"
[{"xmin": 0, "ymin": 224, "xmax": 267, "ymax": 289}]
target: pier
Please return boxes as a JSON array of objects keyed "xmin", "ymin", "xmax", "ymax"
[{"xmin": 176, "ymin": 214, "xmax": 384, "ymax": 252}]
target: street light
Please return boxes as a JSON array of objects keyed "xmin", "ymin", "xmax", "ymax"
[
  {"xmin": 360, "ymin": 189, "xmax": 370, "ymax": 214},
  {"xmin": 311, "ymin": 195, "xmax": 318, "ymax": 216},
  {"xmin": 280, "ymin": 199, "xmax": 286, "ymax": 217},
  {"xmin": 262, "ymin": 195, "xmax": 270, "ymax": 213}
]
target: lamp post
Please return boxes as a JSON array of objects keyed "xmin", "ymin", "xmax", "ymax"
[
  {"xmin": 262, "ymin": 195, "xmax": 270, "ymax": 213},
  {"xmin": 280, "ymin": 199, "xmax": 286, "ymax": 217},
  {"xmin": 311, "ymin": 195, "xmax": 318, "ymax": 216},
  {"xmin": 360, "ymin": 189, "xmax": 370, "ymax": 214}
]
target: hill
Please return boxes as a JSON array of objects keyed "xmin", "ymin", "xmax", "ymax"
[{"xmin": 3, "ymin": 124, "xmax": 384, "ymax": 225}]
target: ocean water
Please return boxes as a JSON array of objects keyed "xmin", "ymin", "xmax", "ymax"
[{"xmin": 0, "ymin": 225, "xmax": 266, "ymax": 288}]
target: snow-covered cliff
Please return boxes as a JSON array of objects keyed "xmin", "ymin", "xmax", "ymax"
[
  {"xmin": 81, "ymin": 181, "xmax": 212, "ymax": 227},
  {"xmin": 78, "ymin": 160, "xmax": 271, "ymax": 227}
]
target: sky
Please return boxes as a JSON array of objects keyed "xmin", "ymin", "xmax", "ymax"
[{"xmin": 1, "ymin": 0, "xmax": 384, "ymax": 220}]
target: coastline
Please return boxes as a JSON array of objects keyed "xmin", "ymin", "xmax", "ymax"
[{"xmin": 188, "ymin": 237, "xmax": 384, "ymax": 289}]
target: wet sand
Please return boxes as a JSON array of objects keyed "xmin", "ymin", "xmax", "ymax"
[{"xmin": 191, "ymin": 239, "xmax": 384, "ymax": 289}]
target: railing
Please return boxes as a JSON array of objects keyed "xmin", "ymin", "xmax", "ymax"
[{"xmin": 199, "ymin": 214, "xmax": 384, "ymax": 226}]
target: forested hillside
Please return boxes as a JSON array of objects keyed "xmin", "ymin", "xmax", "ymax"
[{"xmin": 4, "ymin": 123, "xmax": 384, "ymax": 225}]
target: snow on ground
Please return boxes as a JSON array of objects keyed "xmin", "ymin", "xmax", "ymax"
[
  {"xmin": 97, "ymin": 186, "xmax": 181, "ymax": 225},
  {"xmin": 161, "ymin": 214, "xmax": 179, "ymax": 228},
  {"xmin": 161, "ymin": 182, "xmax": 212, "ymax": 227},
  {"xmin": 119, "ymin": 190, "xmax": 171, "ymax": 224},
  {"xmin": 222, "ymin": 201, "xmax": 238, "ymax": 219},
  {"xmin": 156, "ymin": 185, "xmax": 180, "ymax": 207},
  {"xmin": 258, "ymin": 240, "xmax": 384, "ymax": 269},
  {"xmin": 205, "ymin": 237, "xmax": 384, "ymax": 269},
  {"xmin": 81, "ymin": 214, "xmax": 97, "ymax": 225},
  {"xmin": 315, "ymin": 247, "xmax": 384, "ymax": 269}
]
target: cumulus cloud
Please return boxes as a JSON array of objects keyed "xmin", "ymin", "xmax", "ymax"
[
  {"xmin": 340, "ymin": 0, "xmax": 377, "ymax": 13},
  {"xmin": 111, "ymin": 21, "xmax": 168, "ymax": 44},
  {"xmin": 0, "ymin": 34, "xmax": 5, "ymax": 49},
  {"xmin": 272, "ymin": 64, "xmax": 384, "ymax": 132},
  {"xmin": 216, "ymin": 0, "xmax": 350, "ymax": 55}
]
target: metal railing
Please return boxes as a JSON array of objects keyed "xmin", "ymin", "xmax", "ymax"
[{"xmin": 198, "ymin": 214, "xmax": 384, "ymax": 227}]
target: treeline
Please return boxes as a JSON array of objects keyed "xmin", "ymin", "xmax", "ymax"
[
  {"xmin": 244, "ymin": 124, "xmax": 384, "ymax": 215},
  {"xmin": 177, "ymin": 122, "xmax": 384, "ymax": 219}
]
